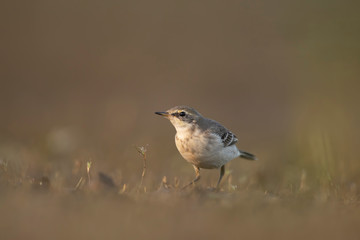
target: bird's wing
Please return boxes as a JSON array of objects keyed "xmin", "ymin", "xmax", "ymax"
[
  {"xmin": 206, "ymin": 119, "xmax": 238, "ymax": 147},
  {"xmin": 221, "ymin": 131, "xmax": 238, "ymax": 147}
]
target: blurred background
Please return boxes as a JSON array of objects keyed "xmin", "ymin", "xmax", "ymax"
[
  {"xmin": 0, "ymin": 0, "xmax": 360, "ymax": 239},
  {"xmin": 1, "ymin": 0, "xmax": 360, "ymax": 190}
]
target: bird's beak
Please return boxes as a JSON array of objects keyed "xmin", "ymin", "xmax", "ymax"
[{"xmin": 155, "ymin": 111, "xmax": 170, "ymax": 118}]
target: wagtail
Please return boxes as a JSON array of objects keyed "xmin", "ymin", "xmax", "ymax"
[{"xmin": 155, "ymin": 106, "xmax": 256, "ymax": 188}]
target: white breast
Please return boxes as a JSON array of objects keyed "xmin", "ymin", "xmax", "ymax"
[{"xmin": 175, "ymin": 128, "xmax": 240, "ymax": 169}]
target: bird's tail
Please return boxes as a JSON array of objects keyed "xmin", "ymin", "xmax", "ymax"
[{"xmin": 239, "ymin": 150, "xmax": 257, "ymax": 161}]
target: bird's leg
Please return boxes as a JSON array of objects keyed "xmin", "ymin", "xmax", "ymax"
[
  {"xmin": 216, "ymin": 165, "xmax": 225, "ymax": 188},
  {"xmin": 182, "ymin": 165, "xmax": 201, "ymax": 189}
]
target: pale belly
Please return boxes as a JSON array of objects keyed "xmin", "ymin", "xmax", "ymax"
[{"xmin": 175, "ymin": 132, "xmax": 240, "ymax": 169}]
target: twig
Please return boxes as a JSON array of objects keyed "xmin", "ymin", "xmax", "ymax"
[
  {"xmin": 75, "ymin": 177, "xmax": 85, "ymax": 191},
  {"xmin": 87, "ymin": 161, "xmax": 92, "ymax": 185},
  {"xmin": 135, "ymin": 145, "xmax": 148, "ymax": 191}
]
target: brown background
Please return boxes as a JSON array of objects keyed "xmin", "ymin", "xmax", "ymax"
[{"xmin": 0, "ymin": 1, "xmax": 360, "ymax": 239}]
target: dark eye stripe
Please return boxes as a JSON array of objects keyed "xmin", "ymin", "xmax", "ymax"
[{"xmin": 172, "ymin": 111, "xmax": 186, "ymax": 117}]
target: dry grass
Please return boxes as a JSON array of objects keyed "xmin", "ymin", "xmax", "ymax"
[
  {"xmin": 1, "ymin": 0, "xmax": 360, "ymax": 239},
  {"xmin": 0, "ymin": 140, "xmax": 359, "ymax": 240}
]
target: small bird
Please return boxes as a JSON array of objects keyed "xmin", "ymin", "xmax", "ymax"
[{"xmin": 155, "ymin": 106, "xmax": 257, "ymax": 188}]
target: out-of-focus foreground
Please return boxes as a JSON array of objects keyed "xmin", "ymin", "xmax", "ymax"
[{"xmin": 0, "ymin": 1, "xmax": 359, "ymax": 239}]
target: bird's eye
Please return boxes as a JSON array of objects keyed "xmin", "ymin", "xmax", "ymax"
[{"xmin": 179, "ymin": 111, "xmax": 186, "ymax": 117}]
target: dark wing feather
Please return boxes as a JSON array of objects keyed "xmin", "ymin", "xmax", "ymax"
[
  {"xmin": 204, "ymin": 119, "xmax": 238, "ymax": 147},
  {"xmin": 221, "ymin": 131, "xmax": 238, "ymax": 147}
]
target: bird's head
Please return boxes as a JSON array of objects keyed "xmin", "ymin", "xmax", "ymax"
[{"xmin": 155, "ymin": 106, "xmax": 202, "ymax": 131}]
